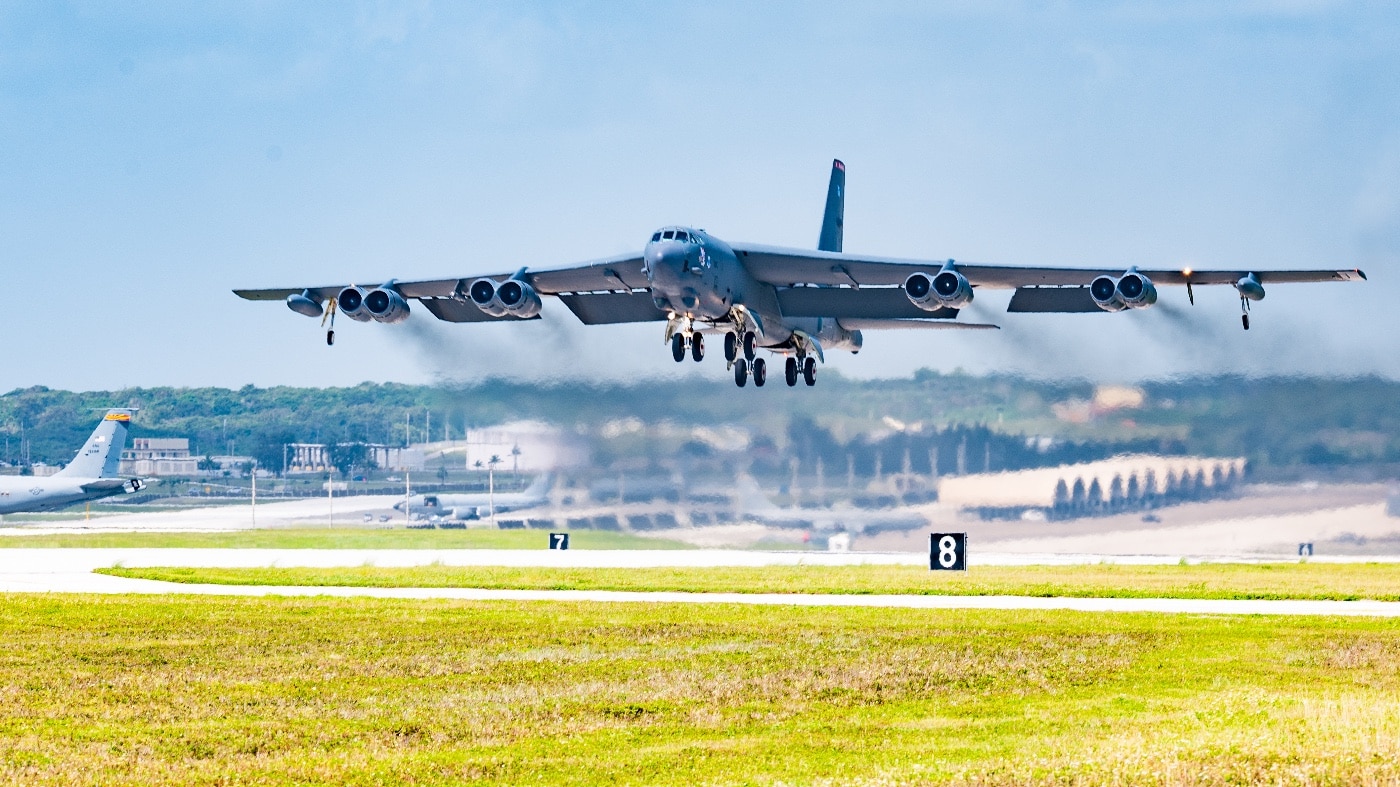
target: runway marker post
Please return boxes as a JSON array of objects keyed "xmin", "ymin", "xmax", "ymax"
[{"xmin": 929, "ymin": 532, "xmax": 967, "ymax": 571}]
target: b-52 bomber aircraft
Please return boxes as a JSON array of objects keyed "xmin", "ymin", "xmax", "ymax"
[{"xmin": 236, "ymin": 160, "xmax": 1366, "ymax": 388}]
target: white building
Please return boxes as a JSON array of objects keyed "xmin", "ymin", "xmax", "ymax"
[{"xmin": 119, "ymin": 438, "xmax": 201, "ymax": 477}]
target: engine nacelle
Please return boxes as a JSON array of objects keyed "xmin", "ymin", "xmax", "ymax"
[
  {"xmin": 495, "ymin": 279, "xmax": 542, "ymax": 318},
  {"xmin": 365, "ymin": 287, "xmax": 410, "ymax": 323},
  {"xmin": 285, "ymin": 291, "xmax": 323, "ymax": 318},
  {"xmin": 904, "ymin": 267, "xmax": 973, "ymax": 312},
  {"xmin": 469, "ymin": 278, "xmax": 507, "ymax": 317},
  {"xmin": 1090, "ymin": 275, "xmax": 1126, "ymax": 312},
  {"xmin": 1116, "ymin": 270, "xmax": 1157, "ymax": 309},
  {"xmin": 337, "ymin": 286, "xmax": 373, "ymax": 322},
  {"xmin": 931, "ymin": 269, "xmax": 974, "ymax": 308}
]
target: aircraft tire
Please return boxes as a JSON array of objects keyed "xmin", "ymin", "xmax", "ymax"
[
  {"xmin": 752, "ymin": 357, "xmax": 767, "ymax": 387},
  {"xmin": 785, "ymin": 357, "xmax": 799, "ymax": 386},
  {"xmin": 743, "ymin": 331, "xmax": 756, "ymax": 361},
  {"xmin": 734, "ymin": 358, "xmax": 748, "ymax": 387},
  {"xmin": 327, "ymin": 330, "xmax": 335, "ymax": 346},
  {"xmin": 691, "ymin": 332, "xmax": 705, "ymax": 362},
  {"xmin": 671, "ymin": 333, "xmax": 686, "ymax": 362},
  {"xmin": 724, "ymin": 332, "xmax": 738, "ymax": 362},
  {"xmin": 802, "ymin": 356, "xmax": 817, "ymax": 386}
]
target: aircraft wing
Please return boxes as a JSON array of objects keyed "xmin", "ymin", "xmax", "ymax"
[
  {"xmin": 234, "ymin": 253, "xmax": 655, "ymax": 324},
  {"xmin": 733, "ymin": 242, "xmax": 1365, "ymax": 291}
]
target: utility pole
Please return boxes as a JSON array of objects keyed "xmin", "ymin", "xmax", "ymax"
[
  {"xmin": 251, "ymin": 459, "xmax": 257, "ymax": 526},
  {"xmin": 404, "ymin": 470, "xmax": 411, "ymax": 528},
  {"xmin": 327, "ymin": 471, "xmax": 334, "ymax": 526}
]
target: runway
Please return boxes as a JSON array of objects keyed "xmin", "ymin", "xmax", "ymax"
[{"xmin": 4, "ymin": 548, "xmax": 1400, "ymax": 617}]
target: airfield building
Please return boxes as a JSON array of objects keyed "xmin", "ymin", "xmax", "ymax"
[{"xmin": 937, "ymin": 455, "xmax": 1247, "ymax": 520}]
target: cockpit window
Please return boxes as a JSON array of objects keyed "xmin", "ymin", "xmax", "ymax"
[
  {"xmin": 651, "ymin": 232, "xmax": 661, "ymax": 242},
  {"xmin": 676, "ymin": 231, "xmax": 690, "ymax": 243},
  {"xmin": 662, "ymin": 230, "xmax": 675, "ymax": 240}
]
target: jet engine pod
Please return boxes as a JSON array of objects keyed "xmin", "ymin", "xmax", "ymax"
[
  {"xmin": 904, "ymin": 269, "xmax": 973, "ymax": 311},
  {"xmin": 337, "ymin": 286, "xmax": 373, "ymax": 322},
  {"xmin": 495, "ymin": 279, "xmax": 542, "ymax": 318},
  {"xmin": 365, "ymin": 287, "xmax": 410, "ymax": 323},
  {"xmin": 1090, "ymin": 275, "xmax": 1126, "ymax": 312},
  {"xmin": 903, "ymin": 273, "xmax": 939, "ymax": 311},
  {"xmin": 931, "ymin": 269, "xmax": 974, "ymax": 308},
  {"xmin": 285, "ymin": 291, "xmax": 323, "ymax": 318},
  {"xmin": 1115, "ymin": 270, "xmax": 1157, "ymax": 309},
  {"xmin": 469, "ymin": 278, "xmax": 507, "ymax": 317}
]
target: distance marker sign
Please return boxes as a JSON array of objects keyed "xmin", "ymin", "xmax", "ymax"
[{"xmin": 929, "ymin": 533, "xmax": 967, "ymax": 571}]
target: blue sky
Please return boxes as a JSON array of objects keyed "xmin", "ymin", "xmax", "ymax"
[{"xmin": 1, "ymin": 2, "xmax": 1396, "ymax": 391}]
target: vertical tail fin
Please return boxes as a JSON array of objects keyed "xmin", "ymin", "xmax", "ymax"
[
  {"xmin": 817, "ymin": 159, "xmax": 845, "ymax": 252},
  {"xmin": 524, "ymin": 472, "xmax": 554, "ymax": 497},
  {"xmin": 56, "ymin": 409, "xmax": 134, "ymax": 478}
]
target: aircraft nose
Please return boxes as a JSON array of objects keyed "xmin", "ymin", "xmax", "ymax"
[{"xmin": 645, "ymin": 242, "xmax": 689, "ymax": 281}]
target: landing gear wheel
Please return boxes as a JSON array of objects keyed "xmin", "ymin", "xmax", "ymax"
[
  {"xmin": 723, "ymin": 332, "xmax": 738, "ymax": 362},
  {"xmin": 691, "ymin": 332, "xmax": 705, "ymax": 362},
  {"xmin": 671, "ymin": 333, "xmax": 686, "ymax": 362},
  {"xmin": 752, "ymin": 357, "xmax": 767, "ymax": 387},
  {"xmin": 785, "ymin": 356, "xmax": 799, "ymax": 387},
  {"xmin": 802, "ymin": 356, "xmax": 817, "ymax": 387},
  {"xmin": 1242, "ymin": 314, "xmax": 1250, "ymax": 331},
  {"xmin": 742, "ymin": 331, "xmax": 757, "ymax": 361},
  {"xmin": 733, "ymin": 358, "xmax": 748, "ymax": 388},
  {"xmin": 326, "ymin": 330, "xmax": 335, "ymax": 346}
]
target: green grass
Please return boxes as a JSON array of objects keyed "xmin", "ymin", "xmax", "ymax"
[
  {"xmin": 0, "ymin": 527, "xmax": 691, "ymax": 550},
  {"xmin": 100, "ymin": 561, "xmax": 1400, "ymax": 601},
  {"xmin": 0, "ymin": 595, "xmax": 1398, "ymax": 785}
]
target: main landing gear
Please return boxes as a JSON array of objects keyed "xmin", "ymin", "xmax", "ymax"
[
  {"xmin": 722, "ymin": 330, "xmax": 757, "ymax": 363},
  {"xmin": 732, "ymin": 356, "xmax": 767, "ymax": 388},
  {"xmin": 1240, "ymin": 296, "xmax": 1251, "ymax": 331},
  {"xmin": 670, "ymin": 326, "xmax": 706, "ymax": 362},
  {"xmin": 783, "ymin": 355, "xmax": 817, "ymax": 386}
]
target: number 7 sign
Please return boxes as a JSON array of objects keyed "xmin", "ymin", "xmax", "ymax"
[{"xmin": 929, "ymin": 533, "xmax": 967, "ymax": 571}]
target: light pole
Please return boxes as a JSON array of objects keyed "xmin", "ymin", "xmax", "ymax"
[{"xmin": 250, "ymin": 459, "xmax": 257, "ymax": 526}]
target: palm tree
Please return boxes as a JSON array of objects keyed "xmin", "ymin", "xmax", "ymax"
[{"xmin": 487, "ymin": 454, "xmax": 502, "ymax": 527}]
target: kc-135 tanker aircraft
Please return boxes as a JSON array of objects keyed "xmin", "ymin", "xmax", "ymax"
[
  {"xmin": 0, "ymin": 409, "xmax": 147, "ymax": 515},
  {"xmin": 236, "ymin": 160, "xmax": 1366, "ymax": 388}
]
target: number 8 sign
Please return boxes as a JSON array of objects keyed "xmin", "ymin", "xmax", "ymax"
[{"xmin": 929, "ymin": 533, "xmax": 967, "ymax": 571}]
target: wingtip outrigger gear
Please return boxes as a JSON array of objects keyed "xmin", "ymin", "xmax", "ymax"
[{"xmin": 321, "ymin": 296, "xmax": 338, "ymax": 345}]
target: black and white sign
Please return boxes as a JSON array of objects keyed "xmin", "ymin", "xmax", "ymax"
[
  {"xmin": 929, "ymin": 532, "xmax": 967, "ymax": 571},
  {"xmin": 1298, "ymin": 542, "xmax": 1313, "ymax": 557},
  {"xmin": 549, "ymin": 532, "xmax": 570, "ymax": 550}
]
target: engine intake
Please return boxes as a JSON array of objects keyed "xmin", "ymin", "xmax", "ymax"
[
  {"xmin": 469, "ymin": 277, "xmax": 541, "ymax": 318},
  {"xmin": 1116, "ymin": 270, "xmax": 1157, "ymax": 309},
  {"xmin": 337, "ymin": 286, "xmax": 373, "ymax": 322},
  {"xmin": 1090, "ymin": 275, "xmax": 1125, "ymax": 312},
  {"xmin": 469, "ymin": 278, "xmax": 506, "ymax": 316},
  {"xmin": 365, "ymin": 286, "xmax": 410, "ymax": 323},
  {"xmin": 904, "ymin": 265, "xmax": 973, "ymax": 312},
  {"xmin": 495, "ymin": 279, "xmax": 542, "ymax": 318}
]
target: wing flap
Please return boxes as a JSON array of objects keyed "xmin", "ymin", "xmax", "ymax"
[
  {"xmin": 558, "ymin": 291, "xmax": 667, "ymax": 325},
  {"xmin": 1007, "ymin": 286, "xmax": 1104, "ymax": 313},
  {"xmin": 418, "ymin": 298, "xmax": 540, "ymax": 323},
  {"xmin": 838, "ymin": 318, "xmax": 999, "ymax": 331},
  {"xmin": 776, "ymin": 286, "xmax": 959, "ymax": 319}
]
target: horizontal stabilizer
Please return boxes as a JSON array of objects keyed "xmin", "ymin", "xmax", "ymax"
[
  {"xmin": 837, "ymin": 318, "xmax": 999, "ymax": 331},
  {"xmin": 1007, "ymin": 286, "xmax": 1103, "ymax": 313}
]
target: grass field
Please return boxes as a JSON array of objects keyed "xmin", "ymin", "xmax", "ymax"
[
  {"xmin": 0, "ymin": 528, "xmax": 691, "ymax": 550},
  {"xmin": 101, "ymin": 561, "xmax": 1400, "ymax": 601},
  {"xmin": 1, "ymin": 595, "xmax": 1398, "ymax": 785}
]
